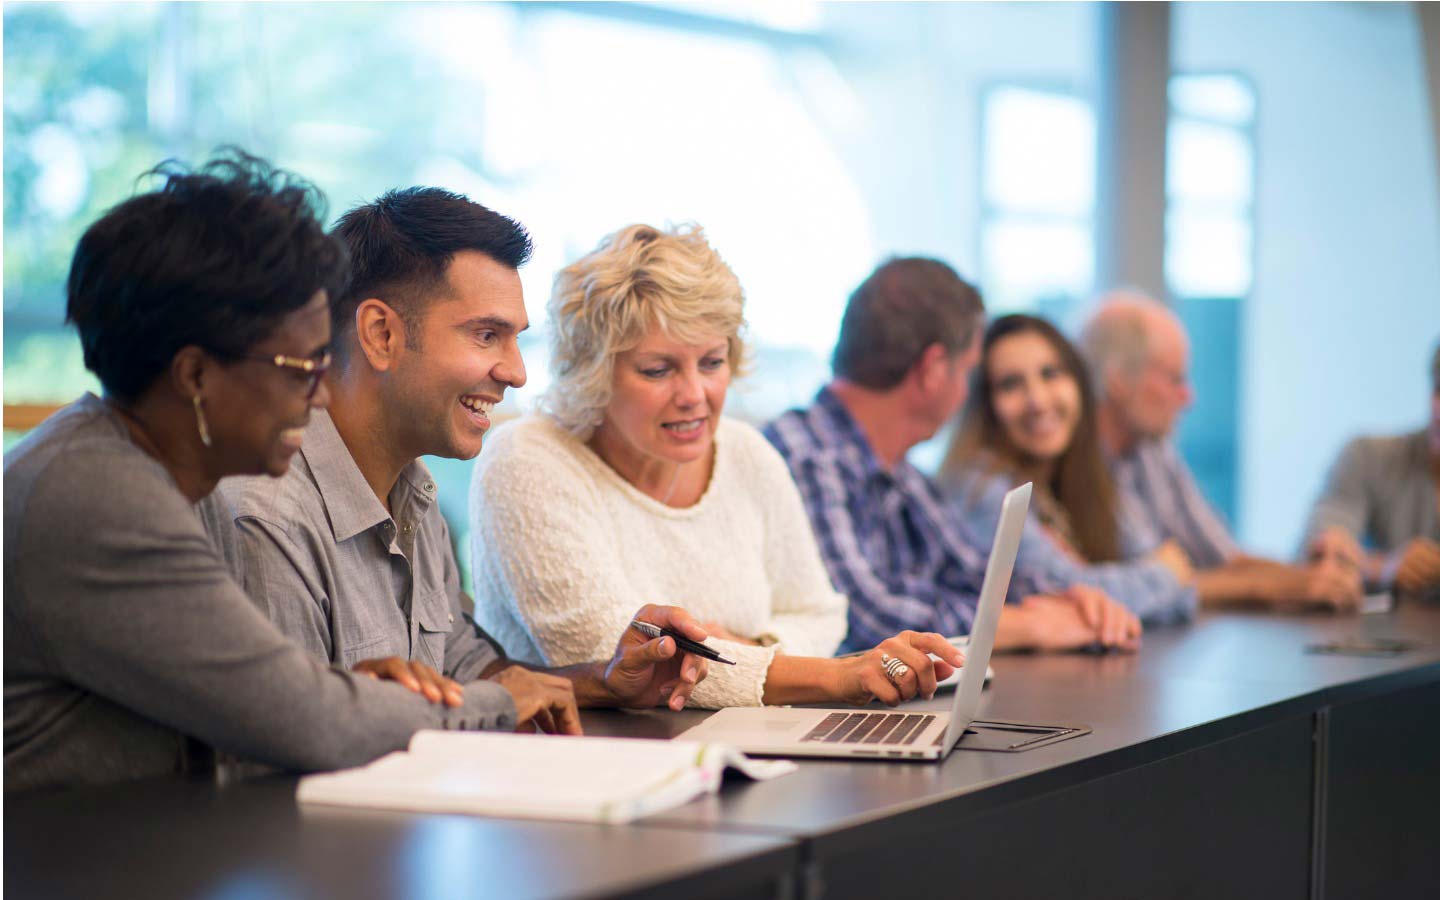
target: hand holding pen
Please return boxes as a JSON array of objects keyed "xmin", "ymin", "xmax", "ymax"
[
  {"xmin": 602, "ymin": 604, "xmax": 716, "ymax": 711},
  {"xmin": 629, "ymin": 620, "xmax": 737, "ymax": 666}
]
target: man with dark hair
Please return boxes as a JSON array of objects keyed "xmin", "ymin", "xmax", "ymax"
[
  {"xmin": 765, "ymin": 258, "xmax": 1141, "ymax": 653},
  {"xmin": 328, "ymin": 186, "xmax": 534, "ymax": 357},
  {"xmin": 1304, "ymin": 339, "xmax": 1440, "ymax": 597},
  {"xmin": 202, "ymin": 188, "xmax": 711, "ymax": 731}
]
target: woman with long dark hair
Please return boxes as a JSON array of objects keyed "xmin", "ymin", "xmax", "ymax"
[{"xmin": 938, "ymin": 314, "xmax": 1196, "ymax": 624}]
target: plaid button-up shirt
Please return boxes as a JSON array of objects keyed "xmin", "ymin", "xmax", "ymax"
[
  {"xmin": 764, "ymin": 387, "xmax": 1051, "ymax": 652},
  {"xmin": 1109, "ymin": 437, "xmax": 1242, "ymax": 571}
]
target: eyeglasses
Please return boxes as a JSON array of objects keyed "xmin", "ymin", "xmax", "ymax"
[{"xmin": 236, "ymin": 350, "xmax": 332, "ymax": 399}]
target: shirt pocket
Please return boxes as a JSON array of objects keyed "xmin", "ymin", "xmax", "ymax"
[
  {"xmin": 414, "ymin": 588, "xmax": 455, "ymax": 673},
  {"xmin": 338, "ymin": 634, "xmax": 394, "ymax": 670}
]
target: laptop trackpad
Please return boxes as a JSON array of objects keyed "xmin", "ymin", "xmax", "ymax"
[{"xmin": 681, "ymin": 707, "xmax": 823, "ymax": 742}]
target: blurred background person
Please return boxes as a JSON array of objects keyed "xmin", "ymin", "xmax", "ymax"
[
  {"xmin": 1080, "ymin": 293, "xmax": 1362, "ymax": 611},
  {"xmin": 1303, "ymin": 340, "xmax": 1440, "ymax": 598},
  {"xmin": 767, "ymin": 259, "xmax": 1141, "ymax": 654},
  {"xmin": 939, "ymin": 314, "xmax": 1196, "ymax": 625}
]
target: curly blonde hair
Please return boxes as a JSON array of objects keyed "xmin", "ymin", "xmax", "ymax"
[{"xmin": 542, "ymin": 223, "xmax": 749, "ymax": 439}]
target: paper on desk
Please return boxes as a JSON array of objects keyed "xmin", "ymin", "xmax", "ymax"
[{"xmin": 297, "ymin": 731, "xmax": 796, "ymax": 825}]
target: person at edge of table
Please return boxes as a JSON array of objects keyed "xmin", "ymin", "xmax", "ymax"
[
  {"xmin": 764, "ymin": 257, "xmax": 1142, "ymax": 654},
  {"xmin": 1078, "ymin": 291, "xmax": 1363, "ymax": 610},
  {"xmin": 468, "ymin": 223, "xmax": 964, "ymax": 709},
  {"xmin": 1303, "ymin": 339, "xmax": 1440, "ymax": 599},
  {"xmin": 937, "ymin": 313, "xmax": 1198, "ymax": 625},
  {"xmin": 6, "ymin": 150, "xmax": 546, "ymax": 792},
  {"xmin": 200, "ymin": 188, "xmax": 714, "ymax": 728}
]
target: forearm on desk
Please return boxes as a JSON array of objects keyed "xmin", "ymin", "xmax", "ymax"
[
  {"xmin": 477, "ymin": 657, "xmax": 614, "ymax": 708},
  {"xmin": 760, "ymin": 655, "xmax": 841, "ymax": 706},
  {"xmin": 1194, "ymin": 562, "xmax": 1283, "ymax": 605}
]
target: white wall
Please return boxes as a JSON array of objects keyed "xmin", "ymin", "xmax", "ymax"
[
  {"xmin": 1175, "ymin": 2, "xmax": 1440, "ymax": 555},
  {"xmin": 823, "ymin": 1, "xmax": 1097, "ymax": 282}
]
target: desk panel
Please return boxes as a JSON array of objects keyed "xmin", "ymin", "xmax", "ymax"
[
  {"xmin": 810, "ymin": 713, "xmax": 1314, "ymax": 900},
  {"xmin": 4, "ymin": 776, "xmax": 799, "ymax": 900},
  {"xmin": 1321, "ymin": 679, "xmax": 1440, "ymax": 899},
  {"xmin": 601, "ymin": 670, "xmax": 1311, "ymax": 837}
]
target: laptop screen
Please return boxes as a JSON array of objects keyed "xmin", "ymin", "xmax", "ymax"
[{"xmin": 940, "ymin": 482, "xmax": 1031, "ymax": 754}]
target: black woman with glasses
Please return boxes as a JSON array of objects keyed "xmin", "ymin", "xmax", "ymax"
[{"xmin": 4, "ymin": 150, "xmax": 523, "ymax": 792}]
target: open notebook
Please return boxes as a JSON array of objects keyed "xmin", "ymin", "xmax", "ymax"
[{"xmin": 296, "ymin": 730, "xmax": 796, "ymax": 825}]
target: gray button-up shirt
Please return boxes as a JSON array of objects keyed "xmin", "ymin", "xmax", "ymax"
[
  {"xmin": 200, "ymin": 410, "xmax": 506, "ymax": 685},
  {"xmin": 1304, "ymin": 429, "xmax": 1439, "ymax": 571}
]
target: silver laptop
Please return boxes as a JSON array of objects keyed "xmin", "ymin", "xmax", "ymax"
[{"xmin": 677, "ymin": 482, "xmax": 1031, "ymax": 761}]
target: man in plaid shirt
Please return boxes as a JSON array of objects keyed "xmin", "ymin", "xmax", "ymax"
[{"xmin": 765, "ymin": 258, "xmax": 1141, "ymax": 653}]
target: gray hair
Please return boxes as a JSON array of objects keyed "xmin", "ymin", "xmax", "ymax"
[{"xmin": 1079, "ymin": 291, "xmax": 1165, "ymax": 398}]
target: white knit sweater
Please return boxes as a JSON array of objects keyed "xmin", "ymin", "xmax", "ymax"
[{"xmin": 468, "ymin": 414, "xmax": 848, "ymax": 708}]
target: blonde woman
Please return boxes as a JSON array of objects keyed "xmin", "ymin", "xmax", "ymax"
[{"xmin": 470, "ymin": 224, "xmax": 963, "ymax": 708}]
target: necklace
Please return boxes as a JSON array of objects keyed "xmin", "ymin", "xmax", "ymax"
[{"xmin": 659, "ymin": 463, "xmax": 683, "ymax": 506}]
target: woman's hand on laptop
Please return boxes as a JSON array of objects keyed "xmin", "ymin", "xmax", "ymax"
[
  {"xmin": 352, "ymin": 657, "xmax": 465, "ymax": 707},
  {"xmin": 835, "ymin": 632, "xmax": 966, "ymax": 707}
]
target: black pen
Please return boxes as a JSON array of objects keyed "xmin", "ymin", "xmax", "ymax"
[{"xmin": 629, "ymin": 620, "xmax": 736, "ymax": 666}]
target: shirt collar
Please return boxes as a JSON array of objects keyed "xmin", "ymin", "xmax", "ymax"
[
  {"xmin": 811, "ymin": 385, "xmax": 891, "ymax": 482},
  {"xmin": 300, "ymin": 409, "xmax": 436, "ymax": 544}
]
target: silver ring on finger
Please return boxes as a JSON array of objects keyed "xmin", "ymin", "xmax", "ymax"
[{"xmin": 882, "ymin": 656, "xmax": 910, "ymax": 683}]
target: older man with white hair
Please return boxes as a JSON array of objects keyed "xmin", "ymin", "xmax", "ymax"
[{"xmin": 1080, "ymin": 293, "xmax": 1362, "ymax": 610}]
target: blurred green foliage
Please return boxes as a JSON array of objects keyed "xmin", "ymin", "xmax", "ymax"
[{"xmin": 4, "ymin": 1, "xmax": 508, "ymax": 403}]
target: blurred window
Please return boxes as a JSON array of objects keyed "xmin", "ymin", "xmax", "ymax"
[
  {"xmin": 1167, "ymin": 73, "xmax": 1257, "ymax": 527},
  {"xmin": 1165, "ymin": 73, "xmax": 1256, "ymax": 298},
  {"xmin": 978, "ymin": 85, "xmax": 1095, "ymax": 316},
  {"xmin": 3, "ymin": 2, "xmax": 869, "ymax": 423}
]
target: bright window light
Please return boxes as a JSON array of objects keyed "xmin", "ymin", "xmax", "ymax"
[
  {"xmin": 981, "ymin": 218, "xmax": 1094, "ymax": 313},
  {"xmin": 2, "ymin": 3, "xmax": 870, "ymax": 412},
  {"xmin": 1167, "ymin": 118, "xmax": 1254, "ymax": 208},
  {"xmin": 982, "ymin": 87, "xmax": 1095, "ymax": 218},
  {"xmin": 650, "ymin": 1, "xmax": 823, "ymax": 32},
  {"xmin": 1168, "ymin": 73, "xmax": 1256, "ymax": 126},
  {"xmin": 1165, "ymin": 211, "xmax": 1253, "ymax": 298}
]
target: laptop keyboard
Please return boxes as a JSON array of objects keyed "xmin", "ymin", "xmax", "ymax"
[{"xmin": 801, "ymin": 712, "xmax": 937, "ymax": 745}]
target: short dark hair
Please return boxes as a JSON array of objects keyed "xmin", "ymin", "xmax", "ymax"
[
  {"xmin": 66, "ymin": 148, "xmax": 349, "ymax": 402},
  {"xmin": 329, "ymin": 187, "xmax": 532, "ymax": 353},
  {"xmin": 831, "ymin": 257, "xmax": 986, "ymax": 389}
]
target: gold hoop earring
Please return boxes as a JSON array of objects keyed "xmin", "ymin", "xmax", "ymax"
[{"xmin": 192, "ymin": 395, "xmax": 212, "ymax": 448}]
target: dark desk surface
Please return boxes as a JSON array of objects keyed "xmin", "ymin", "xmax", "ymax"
[
  {"xmin": 5, "ymin": 775, "xmax": 798, "ymax": 900},
  {"xmin": 581, "ymin": 602, "xmax": 1440, "ymax": 840},
  {"xmin": 9, "ymin": 603, "xmax": 1440, "ymax": 900}
]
